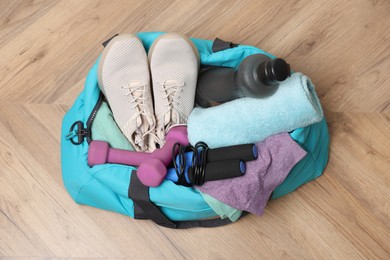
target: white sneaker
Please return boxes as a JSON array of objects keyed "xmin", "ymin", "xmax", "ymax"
[
  {"xmin": 148, "ymin": 33, "xmax": 200, "ymax": 145},
  {"xmin": 98, "ymin": 33, "xmax": 157, "ymax": 152}
]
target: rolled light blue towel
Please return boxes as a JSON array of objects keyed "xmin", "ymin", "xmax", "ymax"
[{"xmin": 188, "ymin": 72, "xmax": 324, "ymax": 148}]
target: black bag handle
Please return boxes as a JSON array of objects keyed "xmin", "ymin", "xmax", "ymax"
[
  {"xmin": 212, "ymin": 37, "xmax": 239, "ymax": 52},
  {"xmin": 128, "ymin": 171, "xmax": 244, "ymax": 229},
  {"xmin": 102, "ymin": 34, "xmax": 119, "ymax": 47}
]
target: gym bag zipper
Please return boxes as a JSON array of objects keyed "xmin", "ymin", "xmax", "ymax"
[
  {"xmin": 66, "ymin": 92, "xmax": 104, "ymax": 145},
  {"xmin": 86, "ymin": 92, "xmax": 104, "ymax": 143}
]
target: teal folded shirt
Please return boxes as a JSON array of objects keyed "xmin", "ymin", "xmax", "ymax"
[
  {"xmin": 200, "ymin": 193, "xmax": 242, "ymax": 222},
  {"xmin": 91, "ymin": 101, "xmax": 135, "ymax": 150}
]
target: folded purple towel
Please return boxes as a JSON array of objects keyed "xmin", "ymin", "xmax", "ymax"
[{"xmin": 196, "ymin": 133, "xmax": 307, "ymax": 215}]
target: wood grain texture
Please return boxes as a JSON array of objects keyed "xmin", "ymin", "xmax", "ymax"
[{"xmin": 1, "ymin": 0, "xmax": 389, "ymax": 258}]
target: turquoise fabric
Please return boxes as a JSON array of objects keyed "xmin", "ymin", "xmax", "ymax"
[
  {"xmin": 272, "ymin": 118, "xmax": 329, "ymax": 198},
  {"xmin": 91, "ymin": 101, "xmax": 135, "ymax": 150},
  {"xmin": 61, "ymin": 31, "xmax": 329, "ymax": 222}
]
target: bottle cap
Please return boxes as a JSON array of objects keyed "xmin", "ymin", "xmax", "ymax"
[{"xmin": 266, "ymin": 58, "xmax": 291, "ymax": 82}]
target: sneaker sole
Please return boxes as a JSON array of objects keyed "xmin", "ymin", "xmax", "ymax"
[
  {"xmin": 147, "ymin": 32, "xmax": 200, "ymax": 68},
  {"xmin": 97, "ymin": 33, "xmax": 144, "ymax": 94}
]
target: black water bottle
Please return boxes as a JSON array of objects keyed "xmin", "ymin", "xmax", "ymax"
[{"xmin": 195, "ymin": 54, "xmax": 291, "ymax": 108}]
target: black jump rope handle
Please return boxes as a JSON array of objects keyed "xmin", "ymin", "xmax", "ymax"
[
  {"xmin": 207, "ymin": 143, "xmax": 258, "ymax": 162},
  {"xmin": 188, "ymin": 159, "xmax": 245, "ymax": 185},
  {"xmin": 172, "ymin": 143, "xmax": 258, "ymax": 186}
]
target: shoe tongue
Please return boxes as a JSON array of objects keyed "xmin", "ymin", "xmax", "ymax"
[
  {"xmin": 164, "ymin": 112, "xmax": 171, "ymax": 126},
  {"xmin": 165, "ymin": 79, "xmax": 178, "ymax": 98},
  {"xmin": 136, "ymin": 116, "xmax": 142, "ymax": 128},
  {"xmin": 137, "ymin": 114, "xmax": 152, "ymax": 131},
  {"xmin": 132, "ymin": 84, "xmax": 145, "ymax": 128},
  {"xmin": 160, "ymin": 80, "xmax": 181, "ymax": 134},
  {"xmin": 171, "ymin": 110, "xmax": 179, "ymax": 123},
  {"xmin": 163, "ymin": 110, "xmax": 179, "ymax": 130}
]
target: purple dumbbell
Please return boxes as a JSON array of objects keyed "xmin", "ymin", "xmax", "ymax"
[
  {"xmin": 88, "ymin": 141, "xmax": 150, "ymax": 166},
  {"xmin": 88, "ymin": 126, "xmax": 189, "ymax": 187},
  {"xmin": 137, "ymin": 126, "xmax": 189, "ymax": 186}
]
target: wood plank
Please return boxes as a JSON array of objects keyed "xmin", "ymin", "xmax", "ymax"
[
  {"xmin": 0, "ymin": 104, "xmax": 183, "ymax": 258},
  {"xmin": 0, "ymin": 0, "xmax": 58, "ymax": 48},
  {"xmin": 0, "ymin": 0, "xmax": 389, "ymax": 258}
]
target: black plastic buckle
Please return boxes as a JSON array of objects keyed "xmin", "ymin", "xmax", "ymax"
[{"xmin": 66, "ymin": 121, "xmax": 88, "ymax": 145}]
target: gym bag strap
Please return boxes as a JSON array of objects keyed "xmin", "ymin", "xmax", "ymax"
[
  {"xmin": 174, "ymin": 212, "xmax": 248, "ymax": 229},
  {"xmin": 128, "ymin": 170, "xmax": 243, "ymax": 229},
  {"xmin": 128, "ymin": 171, "xmax": 177, "ymax": 228}
]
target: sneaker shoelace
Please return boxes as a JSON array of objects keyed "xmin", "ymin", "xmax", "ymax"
[
  {"xmin": 158, "ymin": 79, "xmax": 185, "ymax": 137},
  {"xmin": 122, "ymin": 81, "xmax": 156, "ymax": 150}
]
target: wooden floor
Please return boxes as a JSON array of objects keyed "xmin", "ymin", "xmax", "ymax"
[{"xmin": 1, "ymin": 0, "xmax": 389, "ymax": 258}]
